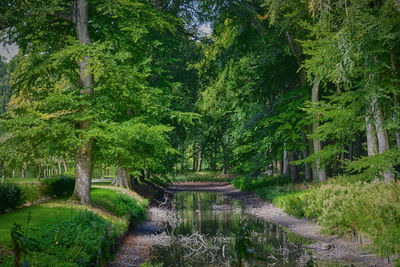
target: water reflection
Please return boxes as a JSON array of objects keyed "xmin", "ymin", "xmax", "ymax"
[{"xmin": 144, "ymin": 192, "xmax": 332, "ymax": 267}]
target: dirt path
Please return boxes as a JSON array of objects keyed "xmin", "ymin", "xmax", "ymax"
[{"xmin": 111, "ymin": 182, "xmax": 393, "ymax": 266}]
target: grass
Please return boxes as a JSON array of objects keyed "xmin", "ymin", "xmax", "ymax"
[
  {"xmin": 0, "ymin": 185, "xmax": 148, "ymax": 266},
  {"xmin": 0, "ymin": 205, "xmax": 80, "ymax": 246}
]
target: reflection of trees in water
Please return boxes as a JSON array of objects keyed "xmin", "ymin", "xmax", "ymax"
[{"xmin": 145, "ymin": 192, "xmax": 312, "ymax": 267}]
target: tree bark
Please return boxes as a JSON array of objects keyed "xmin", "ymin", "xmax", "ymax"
[
  {"xmin": 180, "ymin": 141, "xmax": 185, "ymax": 171},
  {"xmin": 222, "ymin": 141, "xmax": 228, "ymax": 174},
  {"xmin": 1, "ymin": 162, "xmax": 5, "ymax": 183},
  {"xmin": 311, "ymin": 77, "xmax": 326, "ymax": 182},
  {"xmin": 371, "ymin": 96, "xmax": 395, "ymax": 182},
  {"xmin": 21, "ymin": 168, "xmax": 25, "ymax": 179},
  {"xmin": 57, "ymin": 160, "xmax": 62, "ymax": 175},
  {"xmin": 12, "ymin": 169, "xmax": 15, "ymax": 178},
  {"xmin": 71, "ymin": 0, "xmax": 94, "ymax": 205},
  {"xmin": 283, "ymin": 150, "xmax": 289, "ymax": 176},
  {"xmin": 37, "ymin": 166, "xmax": 42, "ymax": 181},
  {"xmin": 287, "ymin": 151, "xmax": 300, "ymax": 182},
  {"xmin": 197, "ymin": 145, "xmax": 203, "ymax": 172},
  {"xmin": 192, "ymin": 144, "xmax": 197, "ymax": 171},
  {"xmin": 276, "ymin": 160, "xmax": 282, "ymax": 175},
  {"xmin": 113, "ymin": 166, "xmax": 131, "ymax": 189},
  {"xmin": 63, "ymin": 159, "xmax": 68, "ymax": 173},
  {"xmin": 390, "ymin": 48, "xmax": 400, "ymax": 151},
  {"xmin": 301, "ymin": 131, "xmax": 312, "ymax": 181}
]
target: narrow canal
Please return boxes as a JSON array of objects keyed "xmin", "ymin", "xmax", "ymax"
[{"xmin": 142, "ymin": 191, "xmax": 347, "ymax": 267}]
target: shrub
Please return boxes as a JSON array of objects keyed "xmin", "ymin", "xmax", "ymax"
[
  {"xmin": 113, "ymin": 194, "xmax": 147, "ymax": 223},
  {"xmin": 92, "ymin": 188, "xmax": 147, "ymax": 222},
  {"xmin": 40, "ymin": 176, "xmax": 75, "ymax": 197},
  {"xmin": 273, "ymin": 191, "xmax": 309, "ymax": 218},
  {"xmin": 231, "ymin": 175, "xmax": 291, "ymax": 191},
  {"xmin": 0, "ymin": 183, "xmax": 22, "ymax": 213},
  {"xmin": 19, "ymin": 183, "xmax": 41, "ymax": 204},
  {"xmin": 274, "ymin": 180, "xmax": 400, "ymax": 260},
  {"xmin": 253, "ymin": 184, "xmax": 298, "ymax": 202},
  {"xmin": 36, "ymin": 211, "xmax": 119, "ymax": 266}
]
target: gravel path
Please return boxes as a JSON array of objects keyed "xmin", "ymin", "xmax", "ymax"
[{"xmin": 110, "ymin": 182, "xmax": 394, "ymax": 267}]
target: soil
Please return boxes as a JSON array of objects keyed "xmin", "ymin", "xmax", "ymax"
[{"xmin": 110, "ymin": 182, "xmax": 394, "ymax": 267}]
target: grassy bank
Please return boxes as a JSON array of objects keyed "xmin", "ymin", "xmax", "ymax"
[
  {"xmin": 0, "ymin": 182, "xmax": 149, "ymax": 266},
  {"xmin": 231, "ymin": 175, "xmax": 400, "ymax": 263}
]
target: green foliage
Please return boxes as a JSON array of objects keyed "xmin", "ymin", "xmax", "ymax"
[
  {"xmin": 18, "ymin": 183, "xmax": 41, "ymax": 204},
  {"xmin": 91, "ymin": 188, "xmax": 147, "ymax": 222},
  {"xmin": 253, "ymin": 185, "xmax": 298, "ymax": 203},
  {"xmin": 0, "ymin": 183, "xmax": 21, "ymax": 213},
  {"xmin": 113, "ymin": 194, "xmax": 147, "ymax": 223},
  {"xmin": 40, "ymin": 176, "xmax": 75, "ymax": 197},
  {"xmin": 275, "ymin": 180, "xmax": 400, "ymax": 259},
  {"xmin": 232, "ymin": 175, "xmax": 291, "ymax": 191},
  {"xmin": 171, "ymin": 171, "xmax": 232, "ymax": 182},
  {"xmin": 35, "ymin": 211, "xmax": 119, "ymax": 266},
  {"xmin": 273, "ymin": 191, "xmax": 309, "ymax": 218}
]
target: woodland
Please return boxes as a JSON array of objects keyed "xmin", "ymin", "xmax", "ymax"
[{"xmin": 0, "ymin": 0, "xmax": 400, "ymax": 266}]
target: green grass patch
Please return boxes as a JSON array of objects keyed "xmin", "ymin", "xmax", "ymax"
[
  {"xmin": 0, "ymin": 205, "xmax": 80, "ymax": 246},
  {"xmin": 91, "ymin": 188, "xmax": 147, "ymax": 222},
  {"xmin": 0, "ymin": 186, "xmax": 148, "ymax": 266}
]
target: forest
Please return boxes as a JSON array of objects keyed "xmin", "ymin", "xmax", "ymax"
[{"xmin": 0, "ymin": 0, "xmax": 399, "ymax": 266}]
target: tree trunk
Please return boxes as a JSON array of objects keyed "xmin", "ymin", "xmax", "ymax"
[
  {"xmin": 21, "ymin": 168, "xmax": 25, "ymax": 179},
  {"xmin": 222, "ymin": 142, "xmax": 228, "ymax": 174},
  {"xmin": 57, "ymin": 160, "xmax": 62, "ymax": 175},
  {"xmin": 371, "ymin": 96, "xmax": 395, "ymax": 182},
  {"xmin": 287, "ymin": 151, "xmax": 300, "ymax": 182},
  {"xmin": 113, "ymin": 166, "xmax": 131, "ymax": 189},
  {"xmin": 180, "ymin": 141, "xmax": 185, "ymax": 171},
  {"xmin": 311, "ymin": 77, "xmax": 326, "ymax": 182},
  {"xmin": 197, "ymin": 145, "xmax": 202, "ymax": 172},
  {"xmin": 37, "ymin": 166, "xmax": 42, "ymax": 181},
  {"xmin": 71, "ymin": 0, "xmax": 94, "ymax": 205},
  {"xmin": 301, "ymin": 131, "xmax": 312, "ymax": 181},
  {"xmin": 276, "ymin": 160, "xmax": 282, "ymax": 175},
  {"xmin": 192, "ymin": 144, "xmax": 197, "ymax": 171},
  {"xmin": 12, "ymin": 169, "xmax": 15, "ymax": 178},
  {"xmin": 390, "ymin": 48, "xmax": 400, "ymax": 151},
  {"xmin": 212, "ymin": 142, "xmax": 217, "ymax": 171},
  {"xmin": 283, "ymin": 150, "xmax": 289, "ymax": 176},
  {"xmin": 1, "ymin": 162, "xmax": 5, "ymax": 183},
  {"xmin": 63, "ymin": 159, "xmax": 68, "ymax": 173}
]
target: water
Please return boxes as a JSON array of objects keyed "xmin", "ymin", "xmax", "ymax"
[{"xmin": 144, "ymin": 191, "xmax": 340, "ymax": 267}]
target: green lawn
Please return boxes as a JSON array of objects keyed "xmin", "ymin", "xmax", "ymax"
[{"xmin": 0, "ymin": 205, "xmax": 79, "ymax": 246}]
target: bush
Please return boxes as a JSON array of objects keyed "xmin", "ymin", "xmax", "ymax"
[
  {"xmin": 253, "ymin": 184, "xmax": 298, "ymax": 202},
  {"xmin": 35, "ymin": 211, "xmax": 120, "ymax": 266},
  {"xmin": 113, "ymin": 194, "xmax": 147, "ymax": 223},
  {"xmin": 275, "ymin": 180, "xmax": 400, "ymax": 260},
  {"xmin": 19, "ymin": 183, "xmax": 41, "ymax": 204},
  {"xmin": 92, "ymin": 188, "xmax": 147, "ymax": 222},
  {"xmin": 0, "ymin": 183, "xmax": 22, "ymax": 213},
  {"xmin": 231, "ymin": 175, "xmax": 291, "ymax": 191},
  {"xmin": 40, "ymin": 176, "xmax": 75, "ymax": 197},
  {"xmin": 273, "ymin": 191, "xmax": 309, "ymax": 218}
]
